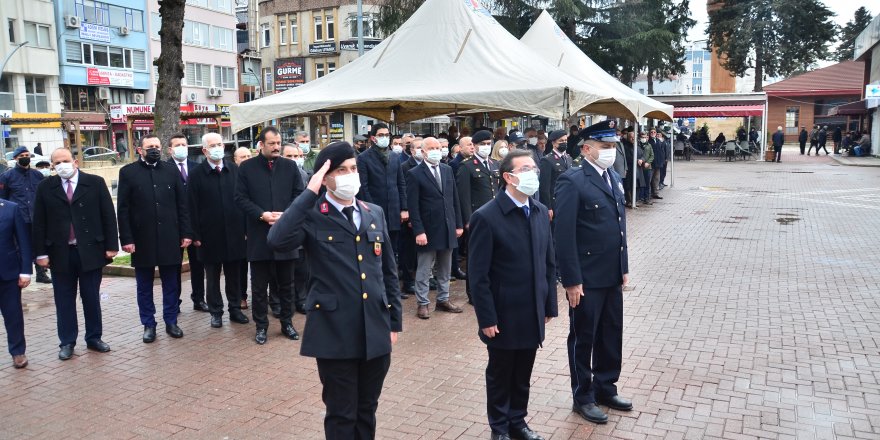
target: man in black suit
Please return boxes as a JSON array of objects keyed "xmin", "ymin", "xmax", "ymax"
[
  {"xmin": 234, "ymin": 126, "xmax": 304, "ymax": 344},
  {"xmin": 188, "ymin": 133, "xmax": 250, "ymax": 328},
  {"xmin": 398, "ymin": 138, "xmax": 424, "ymax": 297},
  {"xmin": 456, "ymin": 131, "xmax": 497, "ymax": 298},
  {"xmin": 406, "ymin": 137, "xmax": 464, "ymax": 319},
  {"xmin": 117, "ymin": 134, "xmax": 192, "ymax": 343},
  {"xmin": 267, "ymin": 142, "xmax": 402, "ymax": 440},
  {"xmin": 538, "ymin": 129, "xmax": 571, "ymax": 219},
  {"xmin": 469, "ymin": 149, "xmax": 557, "ymax": 440},
  {"xmin": 167, "ymin": 133, "xmax": 208, "ymax": 312},
  {"xmin": 33, "ymin": 148, "xmax": 118, "ymax": 360},
  {"xmin": 554, "ymin": 121, "xmax": 632, "ymax": 425},
  {"xmin": 282, "ymin": 143, "xmax": 311, "ymax": 314},
  {"xmin": 0, "ymin": 198, "xmax": 31, "ymax": 369},
  {"xmin": 357, "ymin": 123, "xmax": 408, "ymax": 258}
]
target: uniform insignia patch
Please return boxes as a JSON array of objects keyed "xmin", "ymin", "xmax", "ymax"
[
  {"xmin": 320, "ymin": 202, "xmax": 329, "ymax": 214},
  {"xmin": 374, "ymin": 242, "xmax": 382, "ymax": 256},
  {"xmin": 617, "ymin": 182, "xmax": 624, "ymax": 193}
]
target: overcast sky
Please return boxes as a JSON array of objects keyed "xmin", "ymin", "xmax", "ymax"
[{"xmin": 687, "ymin": 0, "xmax": 871, "ymax": 43}]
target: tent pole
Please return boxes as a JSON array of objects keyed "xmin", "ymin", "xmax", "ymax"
[
  {"xmin": 632, "ymin": 120, "xmax": 639, "ymax": 209},
  {"xmin": 760, "ymin": 98, "xmax": 768, "ymax": 161},
  {"xmin": 669, "ymin": 124, "xmax": 674, "ymax": 188}
]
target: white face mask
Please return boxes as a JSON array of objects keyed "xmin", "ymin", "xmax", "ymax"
[
  {"xmin": 528, "ymin": 137, "xmax": 538, "ymax": 146},
  {"xmin": 512, "ymin": 170, "xmax": 539, "ymax": 196},
  {"xmin": 594, "ymin": 148, "xmax": 616, "ymax": 169},
  {"xmin": 441, "ymin": 147, "xmax": 449, "ymax": 156},
  {"xmin": 426, "ymin": 149, "xmax": 443, "ymax": 164},
  {"xmin": 55, "ymin": 162, "xmax": 76, "ymax": 179},
  {"xmin": 499, "ymin": 147, "xmax": 509, "ymax": 157},
  {"xmin": 391, "ymin": 145, "xmax": 403, "ymax": 153},
  {"xmin": 477, "ymin": 144, "xmax": 492, "ymax": 158},
  {"xmin": 414, "ymin": 149, "xmax": 423, "ymax": 160},
  {"xmin": 298, "ymin": 143, "xmax": 311, "ymax": 154},
  {"xmin": 208, "ymin": 146, "xmax": 224, "ymax": 161},
  {"xmin": 330, "ymin": 172, "xmax": 361, "ymax": 201},
  {"xmin": 376, "ymin": 136, "xmax": 390, "ymax": 148},
  {"xmin": 294, "ymin": 157, "xmax": 305, "ymax": 168},
  {"xmin": 39, "ymin": 168, "xmax": 51, "ymax": 177},
  {"xmin": 172, "ymin": 146, "xmax": 188, "ymax": 160}
]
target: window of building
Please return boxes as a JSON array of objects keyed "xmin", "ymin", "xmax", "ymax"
[
  {"xmin": 8, "ymin": 19, "xmax": 16, "ymax": 44},
  {"xmin": 0, "ymin": 77, "xmax": 13, "ymax": 110},
  {"xmin": 131, "ymin": 49, "xmax": 145, "ymax": 70},
  {"xmin": 316, "ymin": 62, "xmax": 325, "ymax": 78},
  {"xmin": 212, "ymin": 26, "xmax": 232, "ymax": 51},
  {"xmin": 109, "ymin": 46, "xmax": 124, "ymax": 68},
  {"xmin": 185, "ymin": 62, "xmax": 211, "ymax": 87},
  {"xmin": 314, "ymin": 16, "xmax": 323, "ymax": 41},
  {"xmin": 184, "ymin": 20, "xmax": 210, "ymax": 47},
  {"xmin": 214, "ymin": 66, "xmax": 235, "ymax": 89},
  {"xmin": 327, "ymin": 62, "xmax": 336, "ymax": 74},
  {"xmin": 262, "ymin": 67, "xmax": 273, "ymax": 91},
  {"xmin": 92, "ymin": 44, "xmax": 109, "ymax": 66},
  {"xmin": 82, "ymin": 43, "xmax": 93, "ymax": 63},
  {"xmin": 25, "ymin": 77, "xmax": 48, "ymax": 113},
  {"xmin": 290, "ymin": 17, "xmax": 298, "ymax": 44},
  {"xmin": 692, "ymin": 70, "xmax": 701, "ymax": 78},
  {"xmin": 279, "ymin": 19, "xmax": 286, "ymax": 45},
  {"xmin": 95, "ymin": 1, "xmax": 111, "ymax": 25},
  {"xmin": 346, "ymin": 13, "xmax": 378, "ymax": 39},
  {"xmin": 692, "ymin": 84, "xmax": 702, "ymax": 93},
  {"xmin": 693, "ymin": 54, "xmax": 703, "ymax": 64},
  {"xmin": 211, "ymin": 0, "xmax": 230, "ymax": 13},
  {"xmin": 785, "ymin": 106, "xmax": 799, "ymax": 135},
  {"xmin": 261, "ymin": 24, "xmax": 270, "ymax": 48},
  {"xmin": 326, "ymin": 15, "xmax": 334, "ymax": 40}
]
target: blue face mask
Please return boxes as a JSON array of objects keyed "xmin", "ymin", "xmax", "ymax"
[{"xmin": 299, "ymin": 143, "xmax": 311, "ymax": 154}]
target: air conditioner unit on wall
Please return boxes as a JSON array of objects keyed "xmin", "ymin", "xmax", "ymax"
[
  {"xmin": 208, "ymin": 87, "xmax": 223, "ymax": 97},
  {"xmin": 65, "ymin": 15, "xmax": 81, "ymax": 29},
  {"xmin": 186, "ymin": 92, "xmax": 197, "ymax": 102},
  {"xmin": 132, "ymin": 93, "xmax": 145, "ymax": 104},
  {"xmin": 97, "ymin": 87, "xmax": 111, "ymax": 101},
  {"xmin": 119, "ymin": 26, "xmax": 130, "ymax": 36}
]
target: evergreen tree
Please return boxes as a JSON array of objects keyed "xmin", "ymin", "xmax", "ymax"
[
  {"xmin": 707, "ymin": 0, "xmax": 836, "ymax": 92},
  {"xmin": 834, "ymin": 7, "xmax": 873, "ymax": 62}
]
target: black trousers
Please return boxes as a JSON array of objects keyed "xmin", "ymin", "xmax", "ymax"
[
  {"xmin": 238, "ymin": 259, "xmax": 249, "ymax": 301},
  {"xmin": 316, "ymin": 354, "xmax": 391, "ymax": 440},
  {"xmin": 0, "ymin": 279, "xmax": 26, "ymax": 356},
  {"xmin": 486, "ymin": 347, "xmax": 537, "ymax": 435},
  {"xmin": 568, "ymin": 285, "xmax": 623, "ymax": 406},
  {"xmin": 293, "ymin": 250, "xmax": 310, "ymax": 308},
  {"xmin": 180, "ymin": 244, "xmax": 205, "ymax": 303},
  {"xmin": 250, "ymin": 260, "xmax": 294, "ymax": 328},
  {"xmin": 50, "ymin": 246, "xmax": 103, "ymax": 347},
  {"xmin": 817, "ymin": 141, "xmax": 829, "ymax": 154},
  {"xmin": 774, "ymin": 146, "xmax": 782, "ymax": 162},
  {"xmin": 799, "ymin": 141, "xmax": 806, "ymax": 154},
  {"xmin": 204, "ymin": 261, "xmax": 242, "ymax": 316},
  {"xmin": 399, "ymin": 225, "xmax": 416, "ymax": 284}
]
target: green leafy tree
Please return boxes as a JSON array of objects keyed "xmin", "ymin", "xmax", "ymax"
[
  {"xmin": 707, "ymin": 0, "xmax": 836, "ymax": 92},
  {"xmin": 834, "ymin": 7, "xmax": 873, "ymax": 62}
]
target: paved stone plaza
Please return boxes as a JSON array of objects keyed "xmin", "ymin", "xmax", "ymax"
[{"xmin": 2, "ymin": 149, "xmax": 880, "ymax": 439}]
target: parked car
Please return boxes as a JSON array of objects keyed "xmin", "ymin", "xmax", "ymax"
[{"xmin": 82, "ymin": 147, "xmax": 120, "ymax": 164}]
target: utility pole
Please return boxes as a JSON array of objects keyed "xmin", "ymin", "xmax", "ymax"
[
  {"xmin": 0, "ymin": 41, "xmax": 29, "ymax": 158},
  {"xmin": 356, "ymin": 0, "xmax": 364, "ymax": 56}
]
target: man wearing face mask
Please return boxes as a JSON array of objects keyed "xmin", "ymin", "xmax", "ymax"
[
  {"xmin": 637, "ymin": 131, "xmax": 654, "ymax": 205},
  {"xmin": 117, "ymin": 134, "xmax": 193, "ymax": 343},
  {"xmin": 439, "ymin": 138, "xmax": 451, "ymax": 164},
  {"xmin": 449, "ymin": 136, "xmax": 473, "ymax": 176},
  {"xmin": 407, "ymin": 137, "xmax": 464, "ymax": 319},
  {"xmin": 281, "ymin": 143, "xmax": 312, "ymax": 314},
  {"xmin": 166, "ymin": 134, "xmax": 208, "ymax": 313},
  {"xmin": 267, "ymin": 142, "xmax": 402, "ymax": 440},
  {"xmin": 469, "ymin": 149, "xmax": 558, "ymax": 440},
  {"xmin": 390, "ymin": 136, "xmax": 404, "ymax": 155},
  {"xmin": 32, "ymin": 148, "xmax": 118, "ymax": 360},
  {"xmin": 353, "ymin": 134, "xmax": 368, "ymax": 154},
  {"xmin": 356, "ymin": 123, "xmax": 409, "ymax": 270},
  {"xmin": 398, "ymin": 138, "xmax": 424, "ymax": 297},
  {"xmin": 295, "ymin": 131, "xmax": 318, "ymax": 171},
  {"xmin": 188, "ymin": 133, "xmax": 250, "ymax": 329},
  {"xmin": 455, "ymin": 130, "xmax": 498, "ymax": 290},
  {"xmin": 0, "ymin": 147, "xmax": 50, "ymax": 284},
  {"xmin": 235, "ymin": 127, "xmax": 305, "ymax": 345},
  {"xmin": 554, "ymin": 121, "xmax": 632, "ymax": 425},
  {"xmin": 35, "ymin": 160, "xmax": 52, "ymax": 178},
  {"xmin": 538, "ymin": 129, "xmax": 571, "ymax": 220}
]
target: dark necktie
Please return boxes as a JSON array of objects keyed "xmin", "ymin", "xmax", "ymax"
[
  {"xmin": 432, "ymin": 166, "xmax": 441, "ymax": 189},
  {"xmin": 178, "ymin": 162, "xmax": 187, "ymax": 183},
  {"xmin": 267, "ymin": 160, "xmax": 274, "ymax": 171},
  {"xmin": 342, "ymin": 206, "xmax": 355, "ymax": 228},
  {"xmin": 522, "ymin": 204, "xmax": 530, "ymax": 219},
  {"xmin": 66, "ymin": 180, "xmax": 76, "ymax": 243},
  {"xmin": 215, "ymin": 165, "xmax": 221, "ymax": 173},
  {"xmin": 602, "ymin": 170, "xmax": 612, "ymax": 191}
]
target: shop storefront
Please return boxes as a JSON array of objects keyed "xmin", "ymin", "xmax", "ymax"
[{"xmin": 110, "ymin": 103, "xmax": 232, "ymax": 148}]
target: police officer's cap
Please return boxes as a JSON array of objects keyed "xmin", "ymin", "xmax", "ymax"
[
  {"xmin": 472, "ymin": 130, "xmax": 493, "ymax": 145},
  {"xmin": 12, "ymin": 146, "xmax": 29, "ymax": 158},
  {"xmin": 314, "ymin": 141, "xmax": 356, "ymax": 173},
  {"xmin": 578, "ymin": 120, "xmax": 620, "ymax": 143},
  {"xmin": 548, "ymin": 129, "xmax": 567, "ymax": 143},
  {"xmin": 353, "ymin": 134, "xmax": 367, "ymax": 142}
]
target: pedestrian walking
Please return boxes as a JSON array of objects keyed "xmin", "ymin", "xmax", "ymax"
[
  {"xmin": 0, "ymin": 198, "xmax": 31, "ymax": 369},
  {"xmin": 554, "ymin": 121, "xmax": 632, "ymax": 425},
  {"xmin": 832, "ymin": 127, "xmax": 842, "ymax": 155},
  {"xmin": 808, "ymin": 126, "xmax": 819, "ymax": 155},
  {"xmin": 772, "ymin": 126, "xmax": 785, "ymax": 163},
  {"xmin": 267, "ymin": 142, "xmax": 402, "ymax": 440},
  {"xmin": 0, "ymin": 146, "xmax": 51, "ymax": 284},
  {"xmin": 817, "ymin": 126, "xmax": 829, "ymax": 155},
  {"xmin": 798, "ymin": 127, "xmax": 808, "ymax": 155}
]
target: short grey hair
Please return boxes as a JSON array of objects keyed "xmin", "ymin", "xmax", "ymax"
[
  {"xmin": 202, "ymin": 132, "xmax": 222, "ymax": 146},
  {"xmin": 295, "ymin": 131, "xmax": 309, "ymax": 138}
]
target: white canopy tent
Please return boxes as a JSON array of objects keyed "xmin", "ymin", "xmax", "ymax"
[
  {"xmin": 230, "ymin": 0, "xmax": 616, "ymax": 132},
  {"xmin": 520, "ymin": 10, "xmax": 674, "ymax": 121}
]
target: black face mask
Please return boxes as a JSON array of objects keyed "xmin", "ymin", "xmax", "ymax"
[
  {"xmin": 17, "ymin": 157, "xmax": 31, "ymax": 167},
  {"xmin": 557, "ymin": 142, "xmax": 568, "ymax": 152},
  {"xmin": 144, "ymin": 149, "xmax": 161, "ymax": 164}
]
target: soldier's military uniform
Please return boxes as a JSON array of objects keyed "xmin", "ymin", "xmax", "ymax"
[
  {"xmin": 456, "ymin": 156, "xmax": 499, "ymax": 226},
  {"xmin": 538, "ymin": 150, "xmax": 571, "ymax": 212}
]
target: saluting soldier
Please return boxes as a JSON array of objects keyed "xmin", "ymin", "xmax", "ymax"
[
  {"xmin": 538, "ymin": 129, "xmax": 571, "ymax": 220},
  {"xmin": 554, "ymin": 121, "xmax": 632, "ymax": 425},
  {"xmin": 267, "ymin": 142, "xmax": 402, "ymax": 440}
]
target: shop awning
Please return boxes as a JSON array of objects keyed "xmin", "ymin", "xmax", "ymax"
[
  {"xmin": 828, "ymin": 100, "xmax": 867, "ymax": 116},
  {"xmin": 79, "ymin": 123, "xmax": 108, "ymax": 131},
  {"xmin": 673, "ymin": 105, "xmax": 765, "ymax": 117}
]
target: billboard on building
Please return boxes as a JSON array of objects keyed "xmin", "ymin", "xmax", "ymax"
[{"xmin": 274, "ymin": 58, "xmax": 306, "ymax": 92}]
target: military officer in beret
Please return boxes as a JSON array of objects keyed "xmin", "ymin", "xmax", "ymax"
[
  {"xmin": 267, "ymin": 142, "xmax": 402, "ymax": 440},
  {"xmin": 456, "ymin": 130, "xmax": 498, "ymax": 299},
  {"xmin": 554, "ymin": 120, "xmax": 633, "ymax": 425},
  {"xmin": 538, "ymin": 129, "xmax": 570, "ymax": 220}
]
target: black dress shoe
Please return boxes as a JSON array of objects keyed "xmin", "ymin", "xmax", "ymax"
[
  {"xmin": 429, "ymin": 277, "xmax": 439, "ymax": 291},
  {"xmin": 193, "ymin": 301, "xmax": 209, "ymax": 312},
  {"xmin": 229, "ymin": 310, "xmax": 250, "ymax": 324},
  {"xmin": 271, "ymin": 305, "xmax": 281, "ymax": 318},
  {"xmin": 509, "ymin": 426, "xmax": 544, "ymax": 440},
  {"xmin": 572, "ymin": 403, "xmax": 608, "ymax": 424},
  {"xmin": 597, "ymin": 394, "xmax": 633, "ymax": 411},
  {"xmin": 402, "ymin": 282, "xmax": 416, "ymax": 294},
  {"xmin": 399, "ymin": 291, "xmax": 410, "ymax": 299},
  {"xmin": 143, "ymin": 326, "xmax": 157, "ymax": 343},
  {"xmin": 281, "ymin": 322, "xmax": 300, "ymax": 340},
  {"xmin": 490, "ymin": 433, "xmax": 512, "ymax": 440},
  {"xmin": 166, "ymin": 323, "xmax": 184, "ymax": 338},
  {"xmin": 58, "ymin": 344, "xmax": 74, "ymax": 360},
  {"xmin": 36, "ymin": 274, "xmax": 52, "ymax": 284},
  {"xmin": 210, "ymin": 315, "xmax": 222, "ymax": 328},
  {"xmin": 651, "ymin": 194, "xmax": 663, "ymax": 199},
  {"xmin": 86, "ymin": 340, "xmax": 111, "ymax": 353},
  {"xmin": 295, "ymin": 303, "xmax": 306, "ymax": 315},
  {"xmin": 452, "ymin": 268, "xmax": 467, "ymax": 280},
  {"xmin": 255, "ymin": 328, "xmax": 268, "ymax": 345}
]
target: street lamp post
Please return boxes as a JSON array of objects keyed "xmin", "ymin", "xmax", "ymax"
[
  {"xmin": 246, "ymin": 67, "xmax": 263, "ymax": 145},
  {"xmin": 0, "ymin": 41, "xmax": 29, "ymax": 158}
]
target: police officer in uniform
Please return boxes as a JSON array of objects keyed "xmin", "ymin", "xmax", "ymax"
[
  {"xmin": 538, "ymin": 129, "xmax": 570, "ymax": 219},
  {"xmin": 267, "ymin": 142, "xmax": 402, "ymax": 440},
  {"xmin": 554, "ymin": 121, "xmax": 632, "ymax": 425},
  {"xmin": 456, "ymin": 130, "xmax": 498, "ymax": 299}
]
